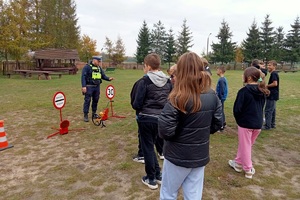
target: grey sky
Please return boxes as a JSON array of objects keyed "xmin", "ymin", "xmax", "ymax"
[{"xmin": 76, "ymin": 0, "xmax": 299, "ymax": 56}]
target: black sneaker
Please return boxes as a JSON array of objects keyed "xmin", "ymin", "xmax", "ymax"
[
  {"xmin": 92, "ymin": 113, "xmax": 100, "ymax": 119},
  {"xmin": 141, "ymin": 176, "xmax": 158, "ymax": 190},
  {"xmin": 132, "ymin": 155, "xmax": 145, "ymax": 164},
  {"xmin": 262, "ymin": 126, "xmax": 271, "ymax": 130},
  {"xmin": 155, "ymin": 173, "xmax": 162, "ymax": 185},
  {"xmin": 84, "ymin": 114, "xmax": 89, "ymax": 122}
]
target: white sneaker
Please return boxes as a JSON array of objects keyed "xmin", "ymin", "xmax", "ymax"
[
  {"xmin": 132, "ymin": 155, "xmax": 145, "ymax": 164},
  {"xmin": 158, "ymin": 153, "xmax": 164, "ymax": 160},
  {"xmin": 228, "ymin": 160, "xmax": 242, "ymax": 173},
  {"xmin": 245, "ymin": 168, "xmax": 255, "ymax": 179}
]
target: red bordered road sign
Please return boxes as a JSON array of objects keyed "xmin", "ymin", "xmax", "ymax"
[
  {"xmin": 53, "ymin": 92, "xmax": 66, "ymax": 110},
  {"xmin": 106, "ymin": 85, "xmax": 115, "ymax": 100}
]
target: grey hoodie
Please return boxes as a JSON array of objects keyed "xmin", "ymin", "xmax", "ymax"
[{"xmin": 147, "ymin": 71, "xmax": 169, "ymax": 87}]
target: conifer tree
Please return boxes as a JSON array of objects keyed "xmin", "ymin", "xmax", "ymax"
[
  {"xmin": 177, "ymin": 19, "xmax": 193, "ymax": 57},
  {"xmin": 211, "ymin": 19, "xmax": 236, "ymax": 64},
  {"xmin": 284, "ymin": 16, "xmax": 300, "ymax": 68},
  {"xmin": 39, "ymin": 0, "xmax": 80, "ymax": 49},
  {"xmin": 150, "ymin": 20, "xmax": 167, "ymax": 62},
  {"xmin": 273, "ymin": 26, "xmax": 285, "ymax": 62},
  {"xmin": 164, "ymin": 28, "xmax": 176, "ymax": 67},
  {"xmin": 135, "ymin": 20, "xmax": 151, "ymax": 64},
  {"xmin": 260, "ymin": 14, "xmax": 275, "ymax": 61},
  {"xmin": 242, "ymin": 20, "xmax": 262, "ymax": 62}
]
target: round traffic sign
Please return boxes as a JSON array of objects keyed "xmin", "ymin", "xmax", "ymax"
[
  {"xmin": 53, "ymin": 92, "xmax": 66, "ymax": 110},
  {"xmin": 106, "ymin": 85, "xmax": 115, "ymax": 100}
]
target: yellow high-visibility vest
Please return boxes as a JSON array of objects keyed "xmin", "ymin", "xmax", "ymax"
[{"xmin": 90, "ymin": 65, "xmax": 102, "ymax": 80}]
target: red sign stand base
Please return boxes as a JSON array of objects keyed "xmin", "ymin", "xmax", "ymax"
[{"xmin": 109, "ymin": 100, "xmax": 125, "ymax": 118}]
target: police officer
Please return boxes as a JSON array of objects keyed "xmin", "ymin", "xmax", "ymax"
[{"xmin": 81, "ymin": 56, "xmax": 114, "ymax": 122}]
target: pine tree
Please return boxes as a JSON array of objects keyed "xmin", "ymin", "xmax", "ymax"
[
  {"xmin": 164, "ymin": 28, "xmax": 176, "ymax": 67},
  {"xmin": 273, "ymin": 26, "xmax": 285, "ymax": 63},
  {"xmin": 30, "ymin": 0, "xmax": 51, "ymax": 50},
  {"xmin": 242, "ymin": 20, "xmax": 262, "ymax": 62},
  {"xmin": 150, "ymin": 20, "xmax": 167, "ymax": 62},
  {"xmin": 284, "ymin": 16, "xmax": 300, "ymax": 68},
  {"xmin": 177, "ymin": 19, "xmax": 193, "ymax": 57},
  {"xmin": 135, "ymin": 20, "xmax": 151, "ymax": 64},
  {"xmin": 260, "ymin": 14, "xmax": 275, "ymax": 61},
  {"xmin": 211, "ymin": 19, "xmax": 236, "ymax": 64},
  {"xmin": 39, "ymin": 0, "xmax": 80, "ymax": 49}
]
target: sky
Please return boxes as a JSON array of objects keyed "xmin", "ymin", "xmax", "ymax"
[{"xmin": 75, "ymin": 0, "xmax": 299, "ymax": 57}]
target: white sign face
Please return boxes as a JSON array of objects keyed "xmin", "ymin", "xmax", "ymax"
[
  {"xmin": 53, "ymin": 92, "xmax": 66, "ymax": 109},
  {"xmin": 106, "ymin": 85, "xmax": 115, "ymax": 100}
]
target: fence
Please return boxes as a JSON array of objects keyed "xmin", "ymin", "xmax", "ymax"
[{"xmin": 1, "ymin": 61, "xmax": 34, "ymax": 75}]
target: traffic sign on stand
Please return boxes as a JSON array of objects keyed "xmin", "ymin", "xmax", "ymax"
[
  {"xmin": 105, "ymin": 85, "xmax": 125, "ymax": 118},
  {"xmin": 53, "ymin": 92, "xmax": 66, "ymax": 110},
  {"xmin": 106, "ymin": 85, "xmax": 115, "ymax": 100},
  {"xmin": 47, "ymin": 91, "xmax": 84, "ymax": 139}
]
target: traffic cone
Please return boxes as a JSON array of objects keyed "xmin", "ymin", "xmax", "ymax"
[{"xmin": 0, "ymin": 120, "xmax": 13, "ymax": 151}]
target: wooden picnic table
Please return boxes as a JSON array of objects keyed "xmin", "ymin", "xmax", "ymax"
[{"xmin": 9, "ymin": 70, "xmax": 62, "ymax": 80}]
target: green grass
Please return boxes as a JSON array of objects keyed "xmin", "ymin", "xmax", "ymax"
[{"xmin": 0, "ymin": 69, "xmax": 299, "ymax": 199}]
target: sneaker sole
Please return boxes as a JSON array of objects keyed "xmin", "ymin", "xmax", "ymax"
[
  {"xmin": 245, "ymin": 168, "xmax": 255, "ymax": 179},
  {"xmin": 228, "ymin": 160, "xmax": 242, "ymax": 173},
  {"xmin": 133, "ymin": 159, "xmax": 145, "ymax": 164},
  {"xmin": 245, "ymin": 174, "xmax": 253, "ymax": 179},
  {"xmin": 142, "ymin": 179, "xmax": 158, "ymax": 190}
]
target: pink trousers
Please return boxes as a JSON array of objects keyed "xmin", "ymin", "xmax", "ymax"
[{"xmin": 235, "ymin": 126, "xmax": 261, "ymax": 171}]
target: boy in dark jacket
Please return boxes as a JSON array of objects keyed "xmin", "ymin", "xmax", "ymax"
[
  {"xmin": 216, "ymin": 65, "xmax": 228, "ymax": 131},
  {"xmin": 263, "ymin": 60, "xmax": 279, "ymax": 130},
  {"xmin": 132, "ymin": 53, "xmax": 172, "ymax": 190}
]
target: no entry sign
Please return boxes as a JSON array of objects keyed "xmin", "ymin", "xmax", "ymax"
[
  {"xmin": 53, "ymin": 92, "xmax": 66, "ymax": 110},
  {"xmin": 106, "ymin": 85, "xmax": 115, "ymax": 100}
]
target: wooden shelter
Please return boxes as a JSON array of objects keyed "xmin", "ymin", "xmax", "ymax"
[{"xmin": 34, "ymin": 49, "xmax": 80, "ymax": 74}]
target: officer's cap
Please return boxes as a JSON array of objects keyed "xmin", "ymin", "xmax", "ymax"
[{"xmin": 92, "ymin": 56, "xmax": 102, "ymax": 61}]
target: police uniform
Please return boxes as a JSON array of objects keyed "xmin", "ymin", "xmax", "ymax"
[{"xmin": 81, "ymin": 56, "xmax": 111, "ymax": 121}]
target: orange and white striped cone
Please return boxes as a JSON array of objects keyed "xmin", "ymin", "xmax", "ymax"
[{"xmin": 0, "ymin": 120, "xmax": 13, "ymax": 151}]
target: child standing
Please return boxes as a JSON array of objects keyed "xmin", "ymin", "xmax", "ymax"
[
  {"xmin": 132, "ymin": 53, "xmax": 172, "ymax": 189},
  {"xmin": 216, "ymin": 66, "xmax": 228, "ymax": 131},
  {"xmin": 158, "ymin": 52, "xmax": 223, "ymax": 199},
  {"xmin": 229, "ymin": 67, "xmax": 270, "ymax": 179},
  {"xmin": 263, "ymin": 60, "xmax": 279, "ymax": 130}
]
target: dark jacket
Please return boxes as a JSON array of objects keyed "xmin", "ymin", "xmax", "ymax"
[
  {"xmin": 132, "ymin": 72, "xmax": 172, "ymax": 122},
  {"xmin": 216, "ymin": 77, "xmax": 228, "ymax": 101},
  {"xmin": 267, "ymin": 71, "xmax": 279, "ymax": 101},
  {"xmin": 158, "ymin": 89, "xmax": 223, "ymax": 168},
  {"xmin": 130, "ymin": 76, "xmax": 145, "ymax": 115},
  {"xmin": 233, "ymin": 84, "xmax": 266, "ymax": 129},
  {"xmin": 81, "ymin": 62, "xmax": 111, "ymax": 87}
]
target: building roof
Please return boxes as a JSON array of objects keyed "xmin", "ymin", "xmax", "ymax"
[{"xmin": 34, "ymin": 49, "xmax": 80, "ymax": 60}]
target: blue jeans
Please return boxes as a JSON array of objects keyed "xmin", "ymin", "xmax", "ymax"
[
  {"xmin": 264, "ymin": 99, "xmax": 276, "ymax": 128},
  {"xmin": 221, "ymin": 100, "xmax": 226, "ymax": 126},
  {"xmin": 160, "ymin": 159, "xmax": 205, "ymax": 200},
  {"xmin": 83, "ymin": 85, "xmax": 100, "ymax": 114}
]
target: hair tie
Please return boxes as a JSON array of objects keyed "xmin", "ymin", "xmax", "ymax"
[{"xmin": 258, "ymin": 77, "xmax": 262, "ymax": 82}]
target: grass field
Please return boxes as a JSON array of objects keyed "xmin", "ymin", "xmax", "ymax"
[{"xmin": 0, "ymin": 69, "xmax": 299, "ymax": 200}]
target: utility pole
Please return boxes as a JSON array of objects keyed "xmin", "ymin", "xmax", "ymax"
[{"xmin": 207, "ymin": 33, "xmax": 212, "ymax": 56}]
